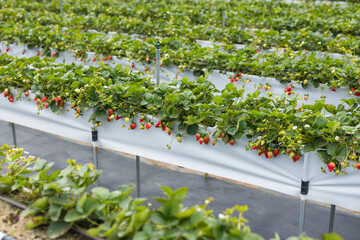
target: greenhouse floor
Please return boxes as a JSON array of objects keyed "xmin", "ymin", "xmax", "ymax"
[{"xmin": 0, "ymin": 120, "xmax": 359, "ymax": 240}]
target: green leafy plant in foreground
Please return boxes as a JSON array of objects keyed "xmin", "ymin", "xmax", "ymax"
[{"xmin": 0, "ymin": 145, "xmax": 345, "ymax": 240}]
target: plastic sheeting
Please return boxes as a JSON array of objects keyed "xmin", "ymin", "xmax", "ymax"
[{"xmin": 0, "ymin": 96, "xmax": 359, "ymax": 213}]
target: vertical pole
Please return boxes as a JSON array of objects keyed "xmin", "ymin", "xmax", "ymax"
[
  {"xmin": 60, "ymin": 0, "xmax": 63, "ymax": 18},
  {"xmin": 205, "ymin": 173, "xmax": 209, "ymax": 179},
  {"xmin": 155, "ymin": 41, "xmax": 161, "ymax": 85},
  {"xmin": 222, "ymin": 6, "xmax": 225, "ymax": 28},
  {"xmin": 136, "ymin": 155, "xmax": 141, "ymax": 197},
  {"xmin": 299, "ymin": 152, "xmax": 310, "ymax": 236},
  {"xmin": 298, "ymin": 196, "xmax": 306, "ymax": 236},
  {"xmin": 329, "ymin": 204, "xmax": 336, "ymax": 233},
  {"xmin": 11, "ymin": 123, "xmax": 17, "ymax": 146},
  {"xmin": 92, "ymin": 130, "xmax": 99, "ymax": 186}
]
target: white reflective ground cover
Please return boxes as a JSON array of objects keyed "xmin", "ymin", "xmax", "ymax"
[{"xmin": 0, "ymin": 97, "xmax": 359, "ymax": 212}]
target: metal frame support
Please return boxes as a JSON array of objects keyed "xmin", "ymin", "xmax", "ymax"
[
  {"xmin": 222, "ymin": 6, "xmax": 226, "ymax": 28},
  {"xmin": 329, "ymin": 204, "xmax": 336, "ymax": 233},
  {"xmin": 298, "ymin": 153, "xmax": 310, "ymax": 236},
  {"xmin": 205, "ymin": 173, "xmax": 209, "ymax": 179},
  {"xmin": 136, "ymin": 155, "xmax": 141, "ymax": 197},
  {"xmin": 155, "ymin": 41, "xmax": 161, "ymax": 85},
  {"xmin": 11, "ymin": 122, "xmax": 17, "ymax": 146},
  {"xmin": 60, "ymin": 0, "xmax": 63, "ymax": 18},
  {"xmin": 92, "ymin": 130, "xmax": 99, "ymax": 186}
]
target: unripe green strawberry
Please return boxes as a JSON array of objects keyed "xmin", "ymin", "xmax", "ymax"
[
  {"xmin": 125, "ymin": 117, "xmax": 130, "ymax": 123},
  {"xmin": 177, "ymin": 136, "xmax": 182, "ymax": 143}
]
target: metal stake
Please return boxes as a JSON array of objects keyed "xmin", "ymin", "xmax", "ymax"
[
  {"xmin": 298, "ymin": 152, "xmax": 310, "ymax": 236},
  {"xmin": 136, "ymin": 155, "xmax": 141, "ymax": 197},
  {"xmin": 298, "ymin": 197, "xmax": 306, "ymax": 236},
  {"xmin": 222, "ymin": 7, "xmax": 226, "ymax": 28},
  {"xmin": 329, "ymin": 204, "xmax": 336, "ymax": 233},
  {"xmin": 155, "ymin": 41, "xmax": 161, "ymax": 84},
  {"xmin": 92, "ymin": 130, "xmax": 99, "ymax": 186},
  {"xmin": 60, "ymin": 0, "xmax": 63, "ymax": 18},
  {"xmin": 11, "ymin": 123, "xmax": 17, "ymax": 146}
]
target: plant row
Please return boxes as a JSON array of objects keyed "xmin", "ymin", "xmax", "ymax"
[
  {"xmin": 2, "ymin": 22, "xmax": 360, "ymax": 93},
  {"xmin": 0, "ymin": 144, "xmax": 344, "ymax": 239},
  {"xmin": 3, "ymin": 0, "xmax": 360, "ymax": 37},
  {"xmin": 3, "ymin": 5, "xmax": 360, "ymax": 56},
  {"xmin": 1, "ymin": 54, "xmax": 360, "ymax": 174}
]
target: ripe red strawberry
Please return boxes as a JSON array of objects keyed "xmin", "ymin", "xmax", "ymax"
[
  {"xmin": 328, "ymin": 162, "xmax": 336, "ymax": 172},
  {"xmin": 355, "ymin": 92, "xmax": 360, "ymax": 96},
  {"xmin": 140, "ymin": 118, "xmax": 145, "ymax": 123},
  {"xmin": 142, "ymin": 38, "xmax": 146, "ymax": 41},
  {"xmin": 267, "ymin": 151, "xmax": 273, "ymax": 159},
  {"xmin": 331, "ymin": 87, "xmax": 336, "ymax": 92},
  {"xmin": 264, "ymin": 151, "xmax": 269, "ymax": 158},
  {"xmin": 256, "ymin": 50, "xmax": 259, "ymax": 53},
  {"xmin": 52, "ymin": 97, "xmax": 55, "ymax": 101},
  {"xmin": 93, "ymin": 57, "xmax": 96, "ymax": 62},
  {"xmin": 8, "ymin": 98, "xmax": 13, "ymax": 103},
  {"xmin": 24, "ymin": 92, "xmax": 29, "ymax": 97},
  {"xmin": 162, "ymin": 125, "xmax": 166, "ymax": 131},
  {"xmin": 37, "ymin": 52, "xmax": 40, "ymax": 56},
  {"xmin": 286, "ymin": 86, "xmax": 292, "ymax": 92},
  {"xmin": 196, "ymin": 133, "xmax": 200, "ymax": 141},
  {"xmin": 212, "ymin": 140, "xmax": 216, "ymax": 146},
  {"xmin": 22, "ymin": 50, "xmax": 25, "ymax": 55},
  {"xmin": 34, "ymin": 97, "xmax": 37, "ymax": 101},
  {"xmin": 116, "ymin": 115, "xmax": 121, "ymax": 120},
  {"xmin": 51, "ymin": 52, "xmax": 56, "ymax": 57},
  {"xmin": 42, "ymin": 96, "xmax": 48, "ymax": 103},
  {"xmin": 45, "ymin": 103, "xmax": 49, "ymax": 108},
  {"xmin": 167, "ymin": 129, "xmax": 172, "ymax": 135},
  {"xmin": 146, "ymin": 57, "xmax": 149, "ymax": 62},
  {"xmin": 304, "ymin": 96, "xmax": 308, "ymax": 100},
  {"xmin": 4, "ymin": 92, "xmax": 9, "ymax": 97},
  {"xmin": 36, "ymin": 100, "xmax": 40, "ymax": 105},
  {"xmin": 235, "ymin": 77, "xmax": 239, "ymax": 82},
  {"xmin": 229, "ymin": 139, "xmax": 235, "ymax": 145},
  {"xmin": 155, "ymin": 121, "xmax": 162, "ymax": 128},
  {"xmin": 273, "ymin": 149, "xmax": 279, "ymax": 157},
  {"xmin": 6, "ymin": 48, "xmax": 9, "ymax": 52},
  {"xmin": 57, "ymin": 100, "xmax": 63, "ymax": 106},
  {"xmin": 219, "ymin": 132, "xmax": 224, "ymax": 138},
  {"xmin": 107, "ymin": 116, "xmax": 111, "ymax": 122},
  {"xmin": 293, "ymin": 155, "xmax": 301, "ymax": 163},
  {"xmin": 108, "ymin": 55, "xmax": 112, "ymax": 60},
  {"xmin": 238, "ymin": 72, "xmax": 242, "ymax": 76},
  {"xmin": 252, "ymin": 145, "xmax": 260, "ymax": 150},
  {"xmin": 56, "ymin": 96, "xmax": 61, "ymax": 102},
  {"xmin": 101, "ymin": 57, "xmax": 105, "ymax": 61},
  {"xmin": 108, "ymin": 109, "xmax": 114, "ymax": 116},
  {"xmin": 131, "ymin": 64, "xmax": 135, "ymax": 68},
  {"xmin": 204, "ymin": 136, "xmax": 209, "ymax": 144},
  {"xmin": 130, "ymin": 123, "xmax": 136, "ymax": 130},
  {"xmin": 230, "ymin": 78, "xmax": 234, "ymax": 83},
  {"xmin": 145, "ymin": 122, "xmax": 151, "ymax": 130},
  {"xmin": 199, "ymin": 137, "xmax": 204, "ymax": 144},
  {"xmin": 357, "ymin": 163, "xmax": 360, "ymax": 170}
]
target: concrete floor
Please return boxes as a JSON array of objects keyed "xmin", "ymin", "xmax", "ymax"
[{"xmin": 0, "ymin": 120, "xmax": 359, "ymax": 240}]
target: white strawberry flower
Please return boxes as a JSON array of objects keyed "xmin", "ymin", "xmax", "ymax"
[
  {"xmin": 304, "ymin": 124, "xmax": 310, "ymax": 128},
  {"xmin": 218, "ymin": 213, "xmax": 226, "ymax": 219},
  {"xmin": 293, "ymin": 126, "xmax": 298, "ymax": 130},
  {"xmin": 335, "ymin": 136, "xmax": 340, "ymax": 141}
]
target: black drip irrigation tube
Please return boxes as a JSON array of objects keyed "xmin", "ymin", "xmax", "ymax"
[{"xmin": 0, "ymin": 194, "xmax": 104, "ymax": 240}]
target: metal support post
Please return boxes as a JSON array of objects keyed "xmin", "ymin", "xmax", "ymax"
[
  {"xmin": 11, "ymin": 123, "xmax": 17, "ymax": 146},
  {"xmin": 60, "ymin": 0, "xmax": 63, "ymax": 18},
  {"xmin": 136, "ymin": 155, "xmax": 141, "ymax": 197},
  {"xmin": 92, "ymin": 130, "xmax": 99, "ymax": 186},
  {"xmin": 205, "ymin": 173, "xmax": 209, "ymax": 179},
  {"xmin": 329, "ymin": 204, "xmax": 336, "ymax": 233},
  {"xmin": 222, "ymin": 7, "xmax": 226, "ymax": 28},
  {"xmin": 155, "ymin": 41, "xmax": 161, "ymax": 84},
  {"xmin": 298, "ymin": 153, "xmax": 310, "ymax": 236}
]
